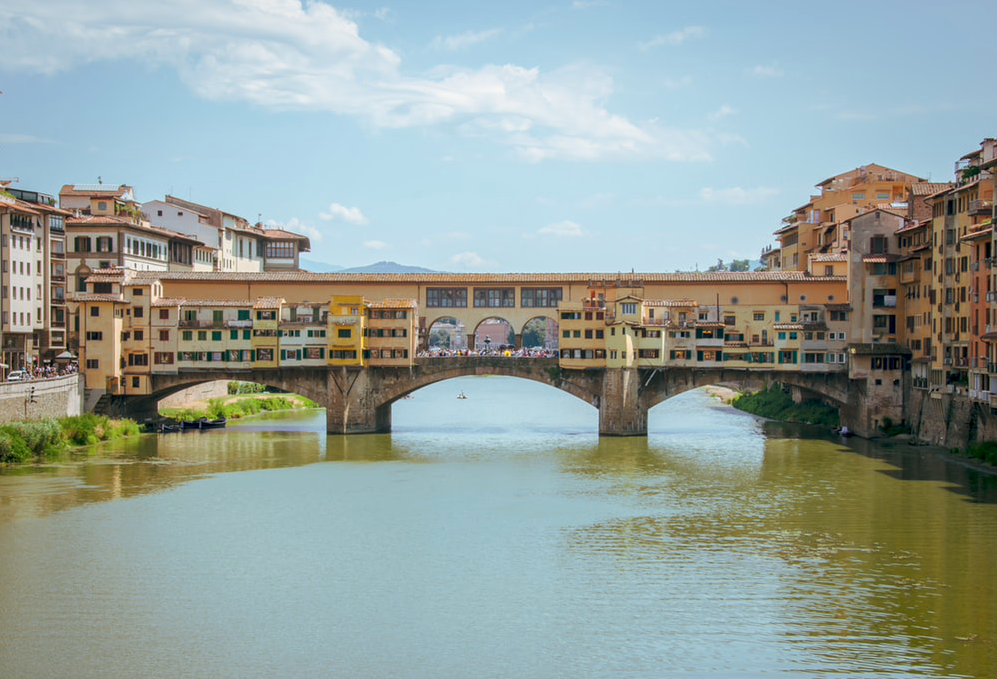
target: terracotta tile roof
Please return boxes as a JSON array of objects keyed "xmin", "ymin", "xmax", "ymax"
[
  {"xmin": 127, "ymin": 271, "xmax": 844, "ymax": 284},
  {"xmin": 67, "ymin": 215, "xmax": 205, "ymax": 243},
  {"xmin": 773, "ymin": 323, "xmax": 804, "ymax": 330},
  {"xmin": 909, "ymin": 182, "xmax": 953, "ymax": 196},
  {"xmin": 261, "ymin": 228, "xmax": 309, "ymax": 241},
  {"xmin": 151, "ymin": 297, "xmax": 186, "ymax": 307},
  {"xmin": 809, "ymin": 253, "xmax": 847, "ymax": 262},
  {"xmin": 368, "ymin": 298, "xmax": 418, "ymax": 308},
  {"xmin": 0, "ymin": 198, "xmax": 41, "ymax": 215},
  {"xmin": 253, "ymin": 296, "xmax": 286, "ymax": 308},
  {"xmin": 961, "ymin": 226, "xmax": 992, "ymax": 242},
  {"xmin": 69, "ymin": 293, "xmax": 124, "ymax": 302},
  {"xmin": 60, "ymin": 184, "xmax": 132, "ymax": 197},
  {"xmin": 824, "ymin": 303, "xmax": 852, "ymax": 311},
  {"xmin": 862, "ymin": 254, "xmax": 900, "ymax": 263}
]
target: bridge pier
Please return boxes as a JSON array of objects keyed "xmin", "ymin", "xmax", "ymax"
[
  {"xmin": 598, "ymin": 368, "xmax": 647, "ymax": 436},
  {"xmin": 325, "ymin": 366, "xmax": 391, "ymax": 434}
]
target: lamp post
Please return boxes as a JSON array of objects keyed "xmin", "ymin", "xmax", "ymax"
[{"xmin": 484, "ymin": 336, "xmax": 491, "ymax": 354}]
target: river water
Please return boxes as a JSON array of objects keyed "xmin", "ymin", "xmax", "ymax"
[{"xmin": 1, "ymin": 377, "xmax": 996, "ymax": 678}]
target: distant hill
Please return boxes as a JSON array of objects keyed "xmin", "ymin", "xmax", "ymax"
[
  {"xmin": 337, "ymin": 261, "xmax": 438, "ymax": 274},
  {"xmin": 299, "ymin": 259, "xmax": 438, "ymax": 274},
  {"xmin": 299, "ymin": 258, "xmax": 343, "ymax": 272}
]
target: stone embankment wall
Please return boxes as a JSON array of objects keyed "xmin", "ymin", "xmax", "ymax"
[
  {"xmin": 0, "ymin": 375, "xmax": 84, "ymax": 424},
  {"xmin": 906, "ymin": 389, "xmax": 997, "ymax": 449},
  {"xmin": 157, "ymin": 380, "xmax": 230, "ymax": 408}
]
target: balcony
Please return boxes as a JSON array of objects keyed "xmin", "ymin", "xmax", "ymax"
[{"xmin": 969, "ymin": 199, "xmax": 993, "ymax": 215}]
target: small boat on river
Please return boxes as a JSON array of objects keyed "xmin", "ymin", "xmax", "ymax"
[{"xmin": 180, "ymin": 417, "xmax": 227, "ymax": 431}]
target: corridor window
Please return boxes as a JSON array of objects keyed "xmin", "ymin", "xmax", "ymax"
[
  {"xmin": 473, "ymin": 288, "xmax": 515, "ymax": 308},
  {"xmin": 426, "ymin": 287, "xmax": 467, "ymax": 308},
  {"xmin": 520, "ymin": 287, "xmax": 562, "ymax": 308}
]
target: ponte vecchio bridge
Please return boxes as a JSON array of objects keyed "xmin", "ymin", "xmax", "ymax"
[{"xmin": 74, "ymin": 270, "xmax": 894, "ymax": 436}]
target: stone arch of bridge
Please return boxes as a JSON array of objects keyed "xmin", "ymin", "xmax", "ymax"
[
  {"xmin": 126, "ymin": 368, "xmax": 333, "ymax": 421},
  {"xmin": 372, "ymin": 360, "xmax": 602, "ymax": 412},
  {"xmin": 638, "ymin": 368, "xmax": 850, "ymax": 412}
]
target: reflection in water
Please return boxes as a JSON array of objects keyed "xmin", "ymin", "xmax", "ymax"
[{"xmin": 1, "ymin": 379, "xmax": 996, "ymax": 678}]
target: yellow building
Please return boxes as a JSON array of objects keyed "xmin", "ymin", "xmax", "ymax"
[{"xmin": 328, "ymin": 295, "xmax": 365, "ymax": 366}]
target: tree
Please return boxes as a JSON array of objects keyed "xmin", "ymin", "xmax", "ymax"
[{"xmin": 729, "ymin": 259, "xmax": 750, "ymax": 272}]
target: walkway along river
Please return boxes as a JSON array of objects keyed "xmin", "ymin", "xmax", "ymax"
[{"xmin": 1, "ymin": 377, "xmax": 996, "ymax": 678}]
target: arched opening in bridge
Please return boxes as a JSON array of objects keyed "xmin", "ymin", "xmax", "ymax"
[
  {"xmin": 473, "ymin": 317, "xmax": 514, "ymax": 354},
  {"xmin": 392, "ymin": 375, "xmax": 596, "ymax": 435},
  {"xmin": 521, "ymin": 316, "xmax": 558, "ymax": 352},
  {"xmin": 426, "ymin": 316, "xmax": 466, "ymax": 351}
]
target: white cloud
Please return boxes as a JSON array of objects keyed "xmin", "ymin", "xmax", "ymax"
[
  {"xmin": 266, "ymin": 216, "xmax": 322, "ymax": 241},
  {"xmin": 0, "ymin": 0, "xmax": 715, "ymax": 163},
  {"xmin": 319, "ymin": 202, "xmax": 368, "ymax": 224},
  {"xmin": 639, "ymin": 26, "xmax": 705, "ymax": 51},
  {"xmin": 450, "ymin": 251, "xmax": 497, "ymax": 269},
  {"xmin": 363, "ymin": 239, "xmax": 386, "ymax": 249},
  {"xmin": 747, "ymin": 64, "xmax": 783, "ymax": 78},
  {"xmin": 539, "ymin": 220, "xmax": 583, "ymax": 237},
  {"xmin": 0, "ymin": 133, "xmax": 57, "ymax": 144},
  {"xmin": 431, "ymin": 28, "xmax": 501, "ymax": 52},
  {"xmin": 708, "ymin": 104, "xmax": 735, "ymax": 120},
  {"xmin": 699, "ymin": 187, "xmax": 780, "ymax": 205}
]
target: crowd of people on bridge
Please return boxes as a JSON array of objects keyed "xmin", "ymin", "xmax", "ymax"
[
  {"xmin": 5, "ymin": 362, "xmax": 79, "ymax": 382},
  {"xmin": 417, "ymin": 346, "xmax": 557, "ymax": 358}
]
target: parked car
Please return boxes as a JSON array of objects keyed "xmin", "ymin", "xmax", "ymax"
[{"xmin": 6, "ymin": 369, "xmax": 28, "ymax": 382}]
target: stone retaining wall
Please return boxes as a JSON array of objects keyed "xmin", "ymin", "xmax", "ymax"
[{"xmin": 0, "ymin": 375, "xmax": 84, "ymax": 424}]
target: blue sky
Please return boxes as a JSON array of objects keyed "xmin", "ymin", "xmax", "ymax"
[{"xmin": 2, "ymin": 0, "xmax": 995, "ymax": 272}]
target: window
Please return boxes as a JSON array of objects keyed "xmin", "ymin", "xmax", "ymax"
[
  {"xmin": 182, "ymin": 330, "xmax": 193, "ymax": 341},
  {"xmin": 85, "ymin": 359, "xmax": 99, "ymax": 369},
  {"xmin": 85, "ymin": 331, "xmax": 103, "ymax": 341},
  {"xmin": 338, "ymin": 328, "xmax": 351, "ymax": 338},
  {"xmin": 620, "ymin": 302, "xmax": 637, "ymax": 315},
  {"xmin": 133, "ymin": 306, "xmax": 144, "ymax": 318},
  {"xmin": 159, "ymin": 330, "xmax": 170, "ymax": 341},
  {"xmin": 159, "ymin": 309, "xmax": 170, "ymax": 320},
  {"xmin": 90, "ymin": 306, "xmax": 100, "ymax": 317},
  {"xmin": 212, "ymin": 331, "xmax": 222, "ymax": 341},
  {"xmin": 154, "ymin": 352, "xmax": 174, "ymax": 364},
  {"xmin": 520, "ymin": 287, "xmax": 563, "ymax": 308},
  {"xmin": 134, "ymin": 330, "xmax": 144, "ymax": 341},
  {"xmin": 426, "ymin": 287, "xmax": 467, "ymax": 308},
  {"xmin": 473, "ymin": 287, "xmax": 515, "ymax": 308},
  {"xmin": 265, "ymin": 241, "xmax": 295, "ymax": 259}
]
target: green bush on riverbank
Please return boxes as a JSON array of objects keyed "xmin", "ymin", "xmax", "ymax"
[
  {"xmin": 161, "ymin": 394, "xmax": 319, "ymax": 423},
  {"xmin": 732, "ymin": 384, "xmax": 839, "ymax": 427},
  {"xmin": 964, "ymin": 441, "xmax": 997, "ymax": 466},
  {"xmin": 0, "ymin": 414, "xmax": 140, "ymax": 463}
]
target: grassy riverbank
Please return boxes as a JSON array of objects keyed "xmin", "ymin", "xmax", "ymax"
[
  {"xmin": 159, "ymin": 393, "xmax": 319, "ymax": 422},
  {"xmin": 0, "ymin": 414, "xmax": 140, "ymax": 463},
  {"xmin": 731, "ymin": 384, "xmax": 839, "ymax": 427}
]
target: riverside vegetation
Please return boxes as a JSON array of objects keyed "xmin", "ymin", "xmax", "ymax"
[
  {"xmin": 158, "ymin": 381, "xmax": 318, "ymax": 423},
  {"xmin": 0, "ymin": 414, "xmax": 141, "ymax": 463},
  {"xmin": 731, "ymin": 384, "xmax": 839, "ymax": 427}
]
